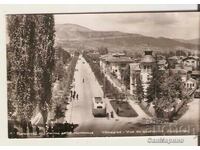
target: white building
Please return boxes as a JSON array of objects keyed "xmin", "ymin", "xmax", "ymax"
[
  {"xmin": 129, "ymin": 50, "xmax": 156, "ymax": 98},
  {"xmin": 184, "ymin": 78, "xmax": 197, "ymax": 90},
  {"xmin": 140, "ymin": 50, "xmax": 156, "ymax": 95},
  {"xmin": 182, "ymin": 56, "xmax": 200, "ymax": 70},
  {"xmin": 100, "ymin": 54, "xmax": 134, "ymax": 80}
]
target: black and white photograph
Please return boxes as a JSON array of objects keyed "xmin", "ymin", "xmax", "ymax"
[{"xmin": 6, "ymin": 11, "xmax": 200, "ymax": 138}]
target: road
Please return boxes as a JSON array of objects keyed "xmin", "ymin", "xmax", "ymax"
[
  {"xmin": 65, "ymin": 55, "xmax": 150, "ymax": 137},
  {"xmin": 64, "ymin": 55, "xmax": 199, "ymax": 137},
  {"xmin": 177, "ymin": 98, "xmax": 199, "ymax": 134}
]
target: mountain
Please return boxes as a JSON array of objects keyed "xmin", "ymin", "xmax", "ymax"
[
  {"xmin": 55, "ymin": 23, "xmax": 199, "ymax": 54},
  {"xmin": 174, "ymin": 38, "xmax": 199, "ymax": 45}
]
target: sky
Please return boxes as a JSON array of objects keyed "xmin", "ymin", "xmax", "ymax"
[{"xmin": 55, "ymin": 12, "xmax": 200, "ymax": 40}]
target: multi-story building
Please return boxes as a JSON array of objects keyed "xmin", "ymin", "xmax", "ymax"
[
  {"xmin": 100, "ymin": 53, "xmax": 134, "ymax": 80},
  {"xmin": 130, "ymin": 50, "xmax": 156, "ymax": 98}
]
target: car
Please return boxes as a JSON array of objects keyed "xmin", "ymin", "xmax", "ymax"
[{"xmin": 92, "ymin": 97, "xmax": 107, "ymax": 117}]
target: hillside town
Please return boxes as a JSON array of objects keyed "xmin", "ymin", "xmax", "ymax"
[
  {"xmin": 87, "ymin": 48, "xmax": 200, "ymax": 121},
  {"xmin": 7, "ymin": 13, "xmax": 200, "ymax": 138}
]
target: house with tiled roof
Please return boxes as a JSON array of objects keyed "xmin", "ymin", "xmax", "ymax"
[
  {"xmin": 100, "ymin": 53, "xmax": 134, "ymax": 80},
  {"xmin": 182, "ymin": 55, "xmax": 200, "ymax": 70}
]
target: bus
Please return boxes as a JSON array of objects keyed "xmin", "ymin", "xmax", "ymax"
[{"xmin": 92, "ymin": 97, "xmax": 107, "ymax": 117}]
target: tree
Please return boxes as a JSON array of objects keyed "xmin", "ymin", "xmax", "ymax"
[
  {"xmin": 55, "ymin": 47, "xmax": 71, "ymax": 65},
  {"xmin": 160, "ymin": 72, "xmax": 184, "ymax": 103},
  {"xmin": 121, "ymin": 64, "xmax": 130, "ymax": 90},
  {"xmin": 7, "ymin": 15, "xmax": 36, "ymax": 121},
  {"xmin": 176, "ymin": 50, "xmax": 186, "ymax": 57},
  {"xmin": 98, "ymin": 47, "xmax": 108, "ymax": 55},
  {"xmin": 34, "ymin": 14, "xmax": 55, "ymax": 128},
  {"xmin": 135, "ymin": 74, "xmax": 144, "ymax": 103},
  {"xmin": 55, "ymin": 60, "xmax": 65, "ymax": 80},
  {"xmin": 146, "ymin": 56, "xmax": 163, "ymax": 103},
  {"xmin": 152, "ymin": 71, "xmax": 185, "ymax": 119}
]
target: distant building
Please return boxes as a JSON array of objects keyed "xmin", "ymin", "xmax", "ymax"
[
  {"xmin": 168, "ymin": 56, "xmax": 178, "ymax": 69},
  {"xmin": 157, "ymin": 59, "xmax": 168, "ymax": 70},
  {"xmin": 182, "ymin": 56, "xmax": 200, "ymax": 70},
  {"xmin": 191, "ymin": 70, "xmax": 200, "ymax": 80}
]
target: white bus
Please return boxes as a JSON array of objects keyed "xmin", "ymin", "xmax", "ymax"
[{"xmin": 92, "ymin": 97, "xmax": 107, "ymax": 117}]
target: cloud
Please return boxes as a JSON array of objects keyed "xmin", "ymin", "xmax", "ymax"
[
  {"xmin": 55, "ymin": 12, "xmax": 200, "ymax": 40},
  {"xmin": 111, "ymin": 13, "xmax": 178, "ymax": 25}
]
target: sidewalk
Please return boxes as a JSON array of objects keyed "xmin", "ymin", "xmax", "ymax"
[
  {"xmin": 103, "ymin": 72, "xmax": 152, "ymax": 119},
  {"xmin": 105, "ymin": 98, "xmax": 150, "ymax": 122},
  {"xmin": 64, "ymin": 97, "xmax": 74, "ymax": 123}
]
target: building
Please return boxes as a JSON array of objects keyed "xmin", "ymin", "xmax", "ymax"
[
  {"xmin": 191, "ymin": 70, "xmax": 200, "ymax": 80},
  {"xmin": 140, "ymin": 50, "xmax": 156, "ymax": 95},
  {"xmin": 184, "ymin": 78, "xmax": 197, "ymax": 90},
  {"xmin": 157, "ymin": 59, "xmax": 168, "ymax": 70},
  {"xmin": 170, "ymin": 68, "xmax": 188, "ymax": 82},
  {"xmin": 129, "ymin": 50, "xmax": 156, "ymax": 98},
  {"xmin": 168, "ymin": 56, "xmax": 178, "ymax": 69},
  {"xmin": 182, "ymin": 56, "xmax": 200, "ymax": 70},
  {"xmin": 100, "ymin": 53, "xmax": 134, "ymax": 80}
]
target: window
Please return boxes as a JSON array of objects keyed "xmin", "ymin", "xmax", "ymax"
[{"xmin": 147, "ymin": 75, "xmax": 151, "ymax": 81}]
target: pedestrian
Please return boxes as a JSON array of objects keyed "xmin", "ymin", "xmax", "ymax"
[
  {"xmin": 111, "ymin": 111, "xmax": 114, "ymax": 118},
  {"xmin": 21, "ymin": 119, "xmax": 27, "ymax": 137},
  {"xmin": 13, "ymin": 127, "xmax": 18, "ymax": 138},
  {"xmin": 83, "ymin": 78, "xmax": 84, "ymax": 83},
  {"xmin": 76, "ymin": 94, "xmax": 79, "ymax": 100},
  {"xmin": 116, "ymin": 107, "xmax": 120, "ymax": 115},
  {"xmin": 73, "ymin": 91, "xmax": 76, "ymax": 99},
  {"xmin": 107, "ymin": 112, "xmax": 109, "ymax": 119},
  {"xmin": 28, "ymin": 121, "xmax": 33, "ymax": 136},
  {"xmin": 70, "ymin": 90, "xmax": 73, "ymax": 98},
  {"xmin": 47, "ymin": 125, "xmax": 52, "ymax": 137},
  {"xmin": 36, "ymin": 126, "xmax": 40, "ymax": 136}
]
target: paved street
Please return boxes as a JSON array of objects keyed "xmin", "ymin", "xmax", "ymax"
[
  {"xmin": 177, "ymin": 98, "xmax": 199, "ymax": 133},
  {"xmin": 64, "ymin": 55, "xmax": 151, "ymax": 137}
]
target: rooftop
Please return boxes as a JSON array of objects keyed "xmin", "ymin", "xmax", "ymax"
[
  {"xmin": 183, "ymin": 56, "xmax": 200, "ymax": 61},
  {"xmin": 141, "ymin": 55, "xmax": 156, "ymax": 63},
  {"xmin": 186, "ymin": 78, "xmax": 197, "ymax": 83},
  {"xmin": 192, "ymin": 70, "xmax": 200, "ymax": 75},
  {"xmin": 130, "ymin": 63, "xmax": 140, "ymax": 71},
  {"xmin": 100, "ymin": 54, "xmax": 134, "ymax": 63}
]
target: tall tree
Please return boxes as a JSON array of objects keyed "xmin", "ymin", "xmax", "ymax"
[
  {"xmin": 122, "ymin": 64, "xmax": 130, "ymax": 90},
  {"xmin": 135, "ymin": 74, "xmax": 144, "ymax": 103},
  {"xmin": 146, "ymin": 56, "xmax": 162, "ymax": 103},
  {"xmin": 7, "ymin": 15, "xmax": 36, "ymax": 121},
  {"xmin": 34, "ymin": 14, "xmax": 55, "ymax": 127}
]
